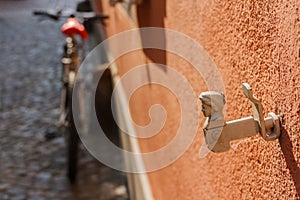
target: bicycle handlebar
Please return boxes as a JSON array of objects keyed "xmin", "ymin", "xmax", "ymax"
[
  {"xmin": 33, "ymin": 10, "xmax": 61, "ymax": 20},
  {"xmin": 33, "ymin": 9, "xmax": 109, "ymax": 22}
]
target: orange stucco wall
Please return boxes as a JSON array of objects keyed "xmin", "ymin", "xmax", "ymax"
[{"xmin": 94, "ymin": 0, "xmax": 300, "ymax": 199}]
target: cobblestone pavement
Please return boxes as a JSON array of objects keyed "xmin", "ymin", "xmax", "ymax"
[{"xmin": 0, "ymin": 0, "xmax": 128, "ymax": 199}]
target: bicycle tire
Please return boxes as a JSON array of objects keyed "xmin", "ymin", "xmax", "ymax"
[{"xmin": 66, "ymin": 81, "xmax": 79, "ymax": 183}]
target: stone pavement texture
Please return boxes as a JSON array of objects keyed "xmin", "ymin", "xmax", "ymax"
[{"xmin": 0, "ymin": 0, "xmax": 128, "ymax": 199}]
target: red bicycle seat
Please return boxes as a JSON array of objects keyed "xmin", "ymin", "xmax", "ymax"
[{"xmin": 61, "ymin": 18, "xmax": 88, "ymax": 40}]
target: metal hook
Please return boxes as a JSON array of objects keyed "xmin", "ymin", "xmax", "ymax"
[{"xmin": 242, "ymin": 83, "xmax": 281, "ymax": 141}]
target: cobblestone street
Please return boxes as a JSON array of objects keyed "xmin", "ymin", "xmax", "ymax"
[{"xmin": 0, "ymin": 0, "xmax": 128, "ymax": 199}]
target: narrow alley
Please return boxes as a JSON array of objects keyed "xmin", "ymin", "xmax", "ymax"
[{"xmin": 0, "ymin": 0, "xmax": 128, "ymax": 199}]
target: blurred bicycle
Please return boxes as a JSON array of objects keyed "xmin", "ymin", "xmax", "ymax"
[{"xmin": 33, "ymin": 7, "xmax": 108, "ymax": 183}]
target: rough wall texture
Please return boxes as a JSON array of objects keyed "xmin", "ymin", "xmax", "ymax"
[
  {"xmin": 164, "ymin": 0, "xmax": 300, "ymax": 199},
  {"xmin": 96, "ymin": 0, "xmax": 300, "ymax": 199}
]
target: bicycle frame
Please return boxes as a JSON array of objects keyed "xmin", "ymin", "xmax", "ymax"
[
  {"xmin": 33, "ymin": 7, "xmax": 109, "ymax": 183},
  {"xmin": 60, "ymin": 35, "xmax": 79, "ymax": 127},
  {"xmin": 59, "ymin": 16, "xmax": 88, "ymax": 124},
  {"xmin": 61, "ymin": 36, "xmax": 80, "ymax": 87}
]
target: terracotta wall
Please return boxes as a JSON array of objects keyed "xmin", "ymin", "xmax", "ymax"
[
  {"xmin": 165, "ymin": 1, "xmax": 300, "ymax": 199},
  {"xmin": 94, "ymin": 0, "xmax": 300, "ymax": 199}
]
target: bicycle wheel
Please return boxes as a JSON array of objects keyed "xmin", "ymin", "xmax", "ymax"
[{"xmin": 66, "ymin": 76, "xmax": 79, "ymax": 183}]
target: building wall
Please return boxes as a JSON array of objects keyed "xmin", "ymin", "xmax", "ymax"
[{"xmin": 94, "ymin": 0, "xmax": 300, "ymax": 199}]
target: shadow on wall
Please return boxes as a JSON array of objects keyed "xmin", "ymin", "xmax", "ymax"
[
  {"xmin": 280, "ymin": 128, "xmax": 300, "ymax": 197},
  {"xmin": 95, "ymin": 69, "xmax": 120, "ymax": 147},
  {"xmin": 137, "ymin": 0, "xmax": 166, "ymax": 67}
]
